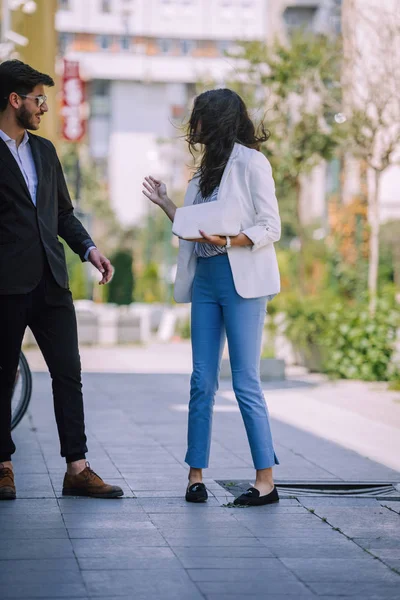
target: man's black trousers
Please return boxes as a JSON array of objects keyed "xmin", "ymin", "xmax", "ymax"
[{"xmin": 0, "ymin": 262, "xmax": 88, "ymax": 463}]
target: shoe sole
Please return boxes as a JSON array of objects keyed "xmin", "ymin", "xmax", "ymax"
[
  {"xmin": 233, "ymin": 498, "xmax": 279, "ymax": 507},
  {"xmin": 185, "ymin": 496, "xmax": 208, "ymax": 503},
  {"xmin": 0, "ymin": 491, "xmax": 16, "ymax": 500},
  {"xmin": 62, "ymin": 489, "xmax": 124, "ymax": 499}
]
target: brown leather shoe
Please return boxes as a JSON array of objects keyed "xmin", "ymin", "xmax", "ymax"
[
  {"xmin": 62, "ymin": 462, "xmax": 124, "ymax": 498},
  {"xmin": 0, "ymin": 464, "xmax": 16, "ymax": 500}
]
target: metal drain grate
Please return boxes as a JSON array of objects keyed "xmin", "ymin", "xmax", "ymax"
[{"xmin": 217, "ymin": 480, "xmax": 400, "ymax": 500}]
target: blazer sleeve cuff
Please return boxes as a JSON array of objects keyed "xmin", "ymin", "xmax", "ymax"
[
  {"xmin": 80, "ymin": 239, "xmax": 96, "ymax": 262},
  {"xmin": 83, "ymin": 246, "xmax": 96, "ymax": 262},
  {"xmin": 242, "ymin": 225, "xmax": 271, "ymax": 252}
]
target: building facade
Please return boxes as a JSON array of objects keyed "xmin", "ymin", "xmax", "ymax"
[
  {"xmin": 57, "ymin": 0, "xmax": 345, "ymax": 226},
  {"xmin": 56, "ymin": 0, "xmax": 269, "ymax": 225}
]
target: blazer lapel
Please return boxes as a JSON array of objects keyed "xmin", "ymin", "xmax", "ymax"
[
  {"xmin": 28, "ymin": 133, "xmax": 43, "ymax": 206},
  {"xmin": 0, "ymin": 137, "xmax": 31, "ymax": 200},
  {"xmin": 184, "ymin": 176, "xmax": 200, "ymax": 206}
]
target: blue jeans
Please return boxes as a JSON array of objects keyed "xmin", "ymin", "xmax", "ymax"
[{"xmin": 185, "ymin": 254, "xmax": 279, "ymax": 470}]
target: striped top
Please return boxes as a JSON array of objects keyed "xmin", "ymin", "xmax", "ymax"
[{"xmin": 193, "ymin": 186, "xmax": 227, "ymax": 258}]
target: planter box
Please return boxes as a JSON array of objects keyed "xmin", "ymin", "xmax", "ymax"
[
  {"xmin": 295, "ymin": 343, "xmax": 325, "ymax": 372},
  {"xmin": 220, "ymin": 358, "xmax": 285, "ymax": 381}
]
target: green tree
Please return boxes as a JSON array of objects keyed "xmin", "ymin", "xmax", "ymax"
[
  {"xmin": 229, "ymin": 32, "xmax": 345, "ymax": 290},
  {"xmin": 59, "ymin": 143, "xmax": 127, "ymax": 300},
  {"xmin": 107, "ymin": 250, "xmax": 134, "ymax": 305},
  {"xmin": 342, "ymin": 0, "xmax": 400, "ymax": 313},
  {"xmin": 62, "ymin": 241, "xmax": 87, "ymax": 299},
  {"xmin": 59, "ymin": 143, "xmax": 123, "ymax": 255},
  {"xmin": 134, "ymin": 262, "xmax": 163, "ymax": 303}
]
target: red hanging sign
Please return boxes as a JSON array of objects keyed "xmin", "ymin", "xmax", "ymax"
[{"xmin": 61, "ymin": 59, "xmax": 86, "ymax": 142}]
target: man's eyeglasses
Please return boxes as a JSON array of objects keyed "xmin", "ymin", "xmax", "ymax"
[{"xmin": 18, "ymin": 94, "xmax": 48, "ymax": 108}]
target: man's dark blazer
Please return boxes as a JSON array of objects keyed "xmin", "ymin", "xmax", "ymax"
[{"xmin": 0, "ymin": 132, "xmax": 95, "ymax": 294}]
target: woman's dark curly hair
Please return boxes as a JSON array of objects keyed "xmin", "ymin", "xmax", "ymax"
[{"xmin": 187, "ymin": 88, "xmax": 269, "ymax": 198}]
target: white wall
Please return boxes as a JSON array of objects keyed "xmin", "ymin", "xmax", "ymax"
[
  {"xmin": 69, "ymin": 51, "xmax": 240, "ymax": 84},
  {"xmin": 380, "ymin": 165, "xmax": 400, "ymax": 223},
  {"xmin": 299, "ymin": 163, "xmax": 327, "ymax": 226},
  {"xmin": 107, "ymin": 80, "xmax": 185, "ymax": 225},
  {"xmin": 57, "ymin": 0, "xmax": 267, "ymax": 40}
]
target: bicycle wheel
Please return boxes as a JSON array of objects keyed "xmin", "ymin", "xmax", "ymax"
[{"xmin": 11, "ymin": 352, "xmax": 32, "ymax": 430}]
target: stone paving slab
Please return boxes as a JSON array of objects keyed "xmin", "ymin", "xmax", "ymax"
[
  {"xmin": 1, "ymin": 371, "xmax": 399, "ymax": 599},
  {"xmin": 81, "ymin": 569, "xmax": 205, "ymax": 599}
]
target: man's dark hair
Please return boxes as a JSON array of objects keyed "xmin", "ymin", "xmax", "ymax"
[{"xmin": 0, "ymin": 59, "xmax": 54, "ymax": 111}]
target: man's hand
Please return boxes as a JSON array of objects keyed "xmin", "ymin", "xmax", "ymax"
[{"xmin": 88, "ymin": 248, "xmax": 113, "ymax": 285}]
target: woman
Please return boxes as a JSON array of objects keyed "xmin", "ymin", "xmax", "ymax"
[{"xmin": 142, "ymin": 89, "xmax": 281, "ymax": 506}]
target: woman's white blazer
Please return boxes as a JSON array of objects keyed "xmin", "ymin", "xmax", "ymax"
[{"xmin": 173, "ymin": 142, "xmax": 281, "ymax": 303}]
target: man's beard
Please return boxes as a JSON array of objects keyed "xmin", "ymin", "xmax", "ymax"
[{"xmin": 16, "ymin": 104, "xmax": 39, "ymax": 130}]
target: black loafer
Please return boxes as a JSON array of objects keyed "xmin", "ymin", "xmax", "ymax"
[
  {"xmin": 233, "ymin": 486, "xmax": 279, "ymax": 506},
  {"xmin": 185, "ymin": 482, "xmax": 208, "ymax": 503}
]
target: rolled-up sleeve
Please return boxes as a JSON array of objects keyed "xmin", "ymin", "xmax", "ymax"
[{"xmin": 242, "ymin": 151, "xmax": 281, "ymax": 252}]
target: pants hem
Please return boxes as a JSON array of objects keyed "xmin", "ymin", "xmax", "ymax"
[
  {"xmin": 65, "ymin": 453, "xmax": 86, "ymax": 464},
  {"xmin": 253, "ymin": 452, "xmax": 280, "ymax": 470},
  {"xmin": 185, "ymin": 457, "xmax": 209, "ymax": 469},
  {"xmin": 0, "ymin": 455, "xmax": 12, "ymax": 463}
]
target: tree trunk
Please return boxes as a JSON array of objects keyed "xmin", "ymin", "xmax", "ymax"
[
  {"xmin": 295, "ymin": 178, "xmax": 306, "ymax": 294},
  {"xmin": 368, "ymin": 169, "xmax": 381, "ymax": 315}
]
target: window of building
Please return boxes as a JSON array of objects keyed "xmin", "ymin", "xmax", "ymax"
[
  {"xmin": 218, "ymin": 40, "xmax": 233, "ymax": 54},
  {"xmin": 180, "ymin": 39, "xmax": 196, "ymax": 55},
  {"xmin": 158, "ymin": 39, "xmax": 173, "ymax": 54},
  {"xmin": 133, "ymin": 41, "xmax": 146, "ymax": 54},
  {"xmin": 101, "ymin": 0, "xmax": 112, "ymax": 13},
  {"xmin": 120, "ymin": 35, "xmax": 131, "ymax": 51},
  {"xmin": 58, "ymin": 0, "xmax": 70, "ymax": 9},
  {"xmin": 181, "ymin": 0, "xmax": 196, "ymax": 13},
  {"xmin": 90, "ymin": 80, "xmax": 111, "ymax": 117},
  {"xmin": 58, "ymin": 32, "xmax": 74, "ymax": 54},
  {"xmin": 220, "ymin": 1, "xmax": 234, "ymax": 19},
  {"xmin": 161, "ymin": 0, "xmax": 174, "ymax": 15},
  {"xmin": 89, "ymin": 81, "xmax": 111, "ymax": 161},
  {"xmin": 283, "ymin": 6, "xmax": 318, "ymax": 32},
  {"xmin": 331, "ymin": 0, "xmax": 342, "ymax": 34},
  {"xmin": 97, "ymin": 34, "xmax": 113, "ymax": 50}
]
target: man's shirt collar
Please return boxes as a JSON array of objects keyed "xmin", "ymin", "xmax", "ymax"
[{"xmin": 0, "ymin": 129, "xmax": 30, "ymax": 147}]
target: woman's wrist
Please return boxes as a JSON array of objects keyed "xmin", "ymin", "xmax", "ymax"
[
  {"xmin": 159, "ymin": 195, "xmax": 171, "ymax": 208},
  {"xmin": 230, "ymin": 233, "xmax": 253, "ymax": 247},
  {"xmin": 160, "ymin": 197, "xmax": 177, "ymax": 222}
]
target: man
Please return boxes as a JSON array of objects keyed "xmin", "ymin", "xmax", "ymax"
[{"xmin": 0, "ymin": 60, "xmax": 123, "ymax": 500}]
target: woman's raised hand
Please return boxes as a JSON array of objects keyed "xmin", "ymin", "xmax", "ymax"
[{"xmin": 142, "ymin": 176, "xmax": 168, "ymax": 207}]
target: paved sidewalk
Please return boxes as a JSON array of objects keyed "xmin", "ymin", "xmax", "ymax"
[{"xmin": 1, "ymin": 359, "xmax": 400, "ymax": 598}]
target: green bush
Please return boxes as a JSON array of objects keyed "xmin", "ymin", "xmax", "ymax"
[
  {"xmin": 282, "ymin": 294, "xmax": 400, "ymax": 381},
  {"xmin": 389, "ymin": 380, "xmax": 400, "ymax": 391},
  {"xmin": 178, "ymin": 319, "xmax": 191, "ymax": 340},
  {"xmin": 281, "ymin": 294, "xmax": 334, "ymax": 371},
  {"xmin": 107, "ymin": 250, "xmax": 134, "ymax": 305},
  {"xmin": 62, "ymin": 241, "xmax": 88, "ymax": 300},
  {"xmin": 134, "ymin": 262, "xmax": 163, "ymax": 303},
  {"xmin": 282, "ymin": 294, "xmax": 333, "ymax": 349},
  {"xmin": 323, "ymin": 300, "xmax": 399, "ymax": 381}
]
